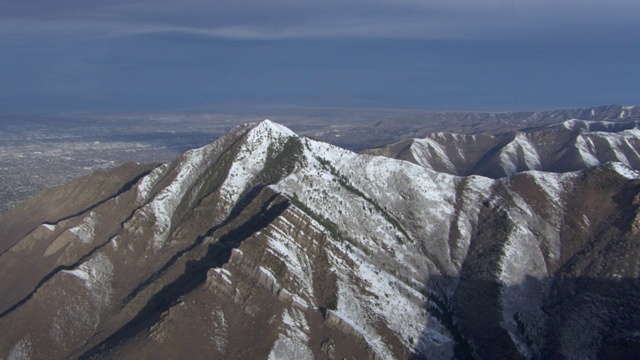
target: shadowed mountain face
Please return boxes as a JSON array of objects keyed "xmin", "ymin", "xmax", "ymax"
[{"xmin": 1, "ymin": 120, "xmax": 640, "ymax": 359}]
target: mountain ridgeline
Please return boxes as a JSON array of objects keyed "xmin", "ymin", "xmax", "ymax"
[
  {"xmin": 321, "ymin": 104, "xmax": 640, "ymax": 151},
  {"xmin": 366, "ymin": 119, "xmax": 640, "ymax": 178},
  {"xmin": 1, "ymin": 119, "xmax": 640, "ymax": 359}
]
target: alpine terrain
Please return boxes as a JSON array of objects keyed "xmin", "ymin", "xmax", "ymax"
[{"xmin": 1, "ymin": 119, "xmax": 640, "ymax": 359}]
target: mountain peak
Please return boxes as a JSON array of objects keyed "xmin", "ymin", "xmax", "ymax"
[{"xmin": 251, "ymin": 119, "xmax": 297, "ymax": 138}]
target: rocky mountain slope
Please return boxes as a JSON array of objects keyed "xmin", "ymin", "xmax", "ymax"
[
  {"xmin": 366, "ymin": 119, "xmax": 640, "ymax": 178},
  {"xmin": 1, "ymin": 120, "xmax": 640, "ymax": 359}
]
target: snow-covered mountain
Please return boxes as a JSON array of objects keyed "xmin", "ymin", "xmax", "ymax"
[
  {"xmin": 366, "ymin": 119, "xmax": 640, "ymax": 178},
  {"xmin": 319, "ymin": 104, "xmax": 640, "ymax": 151},
  {"xmin": 1, "ymin": 120, "xmax": 640, "ymax": 359}
]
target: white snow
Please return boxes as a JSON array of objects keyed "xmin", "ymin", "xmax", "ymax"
[
  {"xmin": 561, "ymin": 119, "xmax": 619, "ymax": 132},
  {"xmin": 63, "ymin": 252, "xmax": 114, "ymax": 308},
  {"xmin": 136, "ymin": 163, "xmax": 169, "ymax": 203},
  {"xmin": 68, "ymin": 212, "xmax": 97, "ymax": 244},
  {"xmin": 267, "ymin": 134, "xmax": 462, "ymax": 357},
  {"xmin": 212, "ymin": 268, "xmax": 233, "ymax": 285},
  {"xmin": 575, "ymin": 135, "xmax": 600, "ymax": 167},
  {"xmin": 210, "ymin": 309, "xmax": 228, "ymax": 352},
  {"xmin": 602, "ymin": 136, "xmax": 631, "ymax": 165},
  {"xmin": 562, "ymin": 119, "xmax": 581, "ymax": 130},
  {"xmin": 499, "ymin": 226, "xmax": 547, "ymax": 286},
  {"xmin": 7, "ymin": 335, "xmax": 32, "ymax": 360},
  {"xmin": 330, "ymin": 262, "xmax": 402, "ymax": 360},
  {"xmin": 609, "ymin": 162, "xmax": 640, "ymax": 179},
  {"xmin": 499, "ymin": 133, "xmax": 542, "ymax": 175},
  {"xmin": 621, "ymin": 127, "xmax": 640, "ymax": 138},
  {"xmin": 411, "ymin": 138, "xmax": 456, "ymax": 173},
  {"xmin": 498, "ymin": 224, "xmax": 549, "ymax": 358},
  {"xmin": 268, "ymin": 308, "xmax": 313, "ymax": 360},
  {"xmin": 141, "ymin": 142, "xmax": 214, "ymax": 248},
  {"xmin": 54, "ymin": 253, "xmax": 115, "ymax": 342},
  {"xmin": 261, "ymin": 119, "xmax": 297, "ymax": 137},
  {"xmin": 259, "ymin": 266, "xmax": 280, "ymax": 286},
  {"xmin": 349, "ymin": 251, "xmax": 426, "ymax": 343},
  {"xmin": 527, "ymin": 171, "xmax": 571, "ymax": 205},
  {"xmin": 42, "ymin": 223, "xmax": 56, "ymax": 231},
  {"xmin": 263, "ymin": 216, "xmax": 315, "ymax": 308},
  {"xmin": 219, "ymin": 120, "xmax": 297, "ymax": 206}
]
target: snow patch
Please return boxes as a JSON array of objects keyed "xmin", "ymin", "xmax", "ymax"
[
  {"xmin": 264, "ymin": 218, "xmax": 315, "ymax": 307},
  {"xmin": 499, "ymin": 133, "xmax": 541, "ymax": 175},
  {"xmin": 609, "ymin": 162, "xmax": 640, "ymax": 179},
  {"xmin": 142, "ymin": 143, "xmax": 214, "ymax": 248},
  {"xmin": 602, "ymin": 136, "xmax": 631, "ymax": 165},
  {"xmin": 42, "ymin": 223, "xmax": 56, "ymax": 231},
  {"xmin": 527, "ymin": 171, "xmax": 571, "ymax": 205},
  {"xmin": 499, "ymin": 225, "xmax": 549, "ymax": 358},
  {"xmin": 268, "ymin": 308, "xmax": 313, "ymax": 360},
  {"xmin": 63, "ymin": 252, "xmax": 114, "ymax": 308},
  {"xmin": 575, "ymin": 135, "xmax": 600, "ymax": 167},
  {"xmin": 210, "ymin": 309, "xmax": 228, "ymax": 353},
  {"xmin": 212, "ymin": 268, "xmax": 233, "ymax": 285},
  {"xmin": 53, "ymin": 253, "xmax": 114, "ymax": 346},
  {"xmin": 562, "ymin": 119, "xmax": 581, "ymax": 130},
  {"xmin": 411, "ymin": 138, "xmax": 456, "ymax": 173},
  {"xmin": 261, "ymin": 119, "xmax": 297, "ymax": 137},
  {"xmin": 499, "ymin": 226, "xmax": 547, "ymax": 286},
  {"xmin": 136, "ymin": 163, "xmax": 169, "ymax": 203},
  {"xmin": 351, "ymin": 253, "xmax": 426, "ymax": 345},
  {"xmin": 7, "ymin": 335, "xmax": 32, "ymax": 360},
  {"xmin": 68, "ymin": 212, "xmax": 97, "ymax": 244}
]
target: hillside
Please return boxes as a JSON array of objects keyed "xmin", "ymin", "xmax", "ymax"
[{"xmin": 1, "ymin": 120, "xmax": 640, "ymax": 359}]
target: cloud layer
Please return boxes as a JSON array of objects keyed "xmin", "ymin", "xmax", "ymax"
[
  {"xmin": 0, "ymin": 1, "xmax": 639, "ymax": 112},
  {"xmin": 2, "ymin": 0, "xmax": 639, "ymax": 41}
]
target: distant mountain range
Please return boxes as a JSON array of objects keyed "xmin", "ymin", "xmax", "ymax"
[
  {"xmin": 318, "ymin": 104, "xmax": 640, "ymax": 150},
  {"xmin": 366, "ymin": 119, "xmax": 640, "ymax": 178},
  {"xmin": 1, "ymin": 113, "xmax": 640, "ymax": 359}
]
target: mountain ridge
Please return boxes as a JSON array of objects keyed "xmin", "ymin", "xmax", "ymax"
[
  {"xmin": 1, "ymin": 120, "xmax": 640, "ymax": 359},
  {"xmin": 365, "ymin": 119, "xmax": 640, "ymax": 178}
]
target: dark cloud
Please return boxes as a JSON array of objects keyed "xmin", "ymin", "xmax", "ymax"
[{"xmin": 0, "ymin": 1, "xmax": 638, "ymax": 112}]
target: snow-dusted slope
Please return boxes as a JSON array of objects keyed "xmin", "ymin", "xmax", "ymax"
[
  {"xmin": 367, "ymin": 120, "xmax": 640, "ymax": 178},
  {"xmin": 1, "ymin": 120, "xmax": 640, "ymax": 359}
]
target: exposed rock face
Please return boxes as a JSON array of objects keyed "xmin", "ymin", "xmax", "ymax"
[{"xmin": 1, "ymin": 120, "xmax": 640, "ymax": 359}]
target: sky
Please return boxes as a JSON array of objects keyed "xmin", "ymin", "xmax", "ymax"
[{"xmin": 1, "ymin": 0, "xmax": 639, "ymax": 113}]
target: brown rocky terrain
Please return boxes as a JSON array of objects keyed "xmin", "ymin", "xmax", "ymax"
[{"xmin": 1, "ymin": 120, "xmax": 640, "ymax": 359}]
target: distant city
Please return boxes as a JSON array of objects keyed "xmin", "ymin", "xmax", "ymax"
[{"xmin": 0, "ymin": 108, "xmax": 390, "ymax": 213}]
